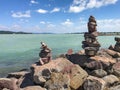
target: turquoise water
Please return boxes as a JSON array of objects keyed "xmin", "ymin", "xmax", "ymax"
[{"xmin": 0, "ymin": 34, "xmax": 117, "ymax": 77}]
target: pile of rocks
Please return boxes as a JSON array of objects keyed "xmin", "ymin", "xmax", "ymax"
[
  {"xmin": 109, "ymin": 37, "xmax": 120, "ymax": 53},
  {"xmin": 82, "ymin": 16, "xmax": 100, "ymax": 56},
  {"xmin": 114, "ymin": 37, "xmax": 120, "ymax": 52},
  {"xmin": 1, "ymin": 16, "xmax": 120, "ymax": 90}
]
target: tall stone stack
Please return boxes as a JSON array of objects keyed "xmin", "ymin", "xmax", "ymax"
[
  {"xmin": 114, "ymin": 37, "xmax": 120, "ymax": 52},
  {"xmin": 82, "ymin": 16, "xmax": 101, "ymax": 56}
]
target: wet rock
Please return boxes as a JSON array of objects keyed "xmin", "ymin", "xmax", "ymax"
[
  {"xmin": 83, "ymin": 76, "xmax": 106, "ymax": 90},
  {"xmin": 103, "ymin": 75, "xmax": 119, "ymax": 87}
]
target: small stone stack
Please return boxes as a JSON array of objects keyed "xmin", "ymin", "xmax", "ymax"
[
  {"xmin": 82, "ymin": 16, "xmax": 101, "ymax": 56},
  {"xmin": 114, "ymin": 37, "xmax": 120, "ymax": 52}
]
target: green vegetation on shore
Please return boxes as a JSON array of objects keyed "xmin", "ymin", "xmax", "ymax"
[
  {"xmin": 0, "ymin": 30, "xmax": 120, "ymax": 36},
  {"xmin": 0, "ymin": 31, "xmax": 32, "ymax": 34}
]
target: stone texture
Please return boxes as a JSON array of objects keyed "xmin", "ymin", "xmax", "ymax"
[
  {"xmin": 31, "ymin": 58, "xmax": 74, "ymax": 85},
  {"xmin": 112, "ymin": 62, "xmax": 120, "ymax": 77},
  {"xmin": 0, "ymin": 78, "xmax": 18, "ymax": 90},
  {"xmin": 85, "ymin": 47, "xmax": 98, "ymax": 56},
  {"xmin": 91, "ymin": 69, "xmax": 107, "ymax": 78},
  {"xmin": 7, "ymin": 71, "xmax": 29, "ymax": 79},
  {"xmin": 21, "ymin": 86, "xmax": 46, "ymax": 90},
  {"xmin": 82, "ymin": 16, "xmax": 100, "ymax": 56},
  {"xmin": 106, "ymin": 49, "xmax": 120, "ymax": 58},
  {"xmin": 69, "ymin": 65, "xmax": 88, "ymax": 89},
  {"xmin": 90, "ymin": 56, "xmax": 116, "ymax": 64},
  {"xmin": 102, "ymin": 75, "xmax": 119, "ymax": 86},
  {"xmin": 85, "ymin": 61, "xmax": 103, "ymax": 70},
  {"xmin": 44, "ymin": 72, "xmax": 70, "ymax": 90},
  {"xmin": 32, "ymin": 58, "xmax": 88, "ymax": 90},
  {"xmin": 19, "ymin": 73, "xmax": 34, "ymax": 88},
  {"xmin": 110, "ymin": 85, "xmax": 120, "ymax": 90},
  {"xmin": 83, "ymin": 76, "xmax": 106, "ymax": 90}
]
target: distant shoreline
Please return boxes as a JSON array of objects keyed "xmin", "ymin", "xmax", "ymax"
[{"xmin": 0, "ymin": 30, "xmax": 120, "ymax": 36}]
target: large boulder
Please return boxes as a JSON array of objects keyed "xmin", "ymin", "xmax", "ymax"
[
  {"xmin": 83, "ymin": 76, "xmax": 106, "ymax": 90},
  {"xmin": 31, "ymin": 58, "xmax": 88, "ymax": 89},
  {"xmin": 0, "ymin": 78, "xmax": 18, "ymax": 90},
  {"xmin": 69, "ymin": 65, "xmax": 88, "ymax": 89},
  {"xmin": 31, "ymin": 58, "xmax": 73, "ymax": 85}
]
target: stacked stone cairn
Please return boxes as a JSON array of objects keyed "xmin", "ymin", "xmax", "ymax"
[
  {"xmin": 114, "ymin": 37, "xmax": 120, "ymax": 52},
  {"xmin": 82, "ymin": 16, "xmax": 101, "ymax": 56}
]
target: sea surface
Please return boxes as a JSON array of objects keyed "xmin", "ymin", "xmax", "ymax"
[{"xmin": 0, "ymin": 34, "xmax": 117, "ymax": 77}]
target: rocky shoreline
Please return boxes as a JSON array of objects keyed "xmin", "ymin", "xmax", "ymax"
[
  {"xmin": 0, "ymin": 47, "xmax": 120, "ymax": 90},
  {"xmin": 1, "ymin": 16, "xmax": 120, "ymax": 90}
]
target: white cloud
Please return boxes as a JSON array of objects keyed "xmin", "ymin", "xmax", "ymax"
[
  {"xmin": 47, "ymin": 23, "xmax": 56, "ymax": 28},
  {"xmin": 69, "ymin": 0, "xmax": 118, "ymax": 13},
  {"xmin": 11, "ymin": 10, "xmax": 31, "ymax": 18},
  {"xmin": 61, "ymin": 19, "xmax": 73, "ymax": 26},
  {"xmin": 36, "ymin": 9, "xmax": 48, "ymax": 14},
  {"xmin": 50, "ymin": 8, "xmax": 60, "ymax": 13},
  {"xmin": 10, "ymin": 24, "xmax": 22, "ymax": 30},
  {"xmin": 97, "ymin": 19, "xmax": 120, "ymax": 32},
  {"xmin": 0, "ymin": 25, "xmax": 9, "ymax": 30},
  {"xmin": 30, "ymin": 0, "xmax": 38, "ymax": 4},
  {"xmin": 40, "ymin": 21, "xmax": 46, "ymax": 24}
]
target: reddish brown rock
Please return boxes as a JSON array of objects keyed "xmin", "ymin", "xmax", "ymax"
[
  {"xmin": 32, "ymin": 58, "xmax": 88, "ymax": 89},
  {"xmin": 0, "ymin": 78, "xmax": 18, "ymax": 90},
  {"xmin": 31, "ymin": 58, "xmax": 73, "ymax": 85},
  {"xmin": 90, "ymin": 55, "xmax": 116, "ymax": 64},
  {"xmin": 106, "ymin": 49, "xmax": 120, "ymax": 58}
]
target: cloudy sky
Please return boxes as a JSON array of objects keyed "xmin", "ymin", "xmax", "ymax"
[{"xmin": 0, "ymin": 0, "xmax": 120, "ymax": 33}]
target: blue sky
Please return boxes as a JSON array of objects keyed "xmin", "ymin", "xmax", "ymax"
[{"xmin": 0, "ymin": 0, "xmax": 120, "ymax": 33}]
